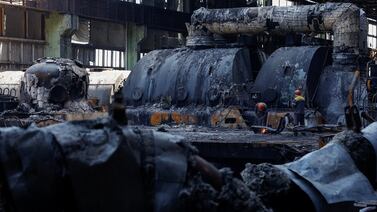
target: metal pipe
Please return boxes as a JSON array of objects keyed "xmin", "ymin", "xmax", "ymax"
[
  {"xmin": 191, "ymin": 3, "xmax": 367, "ymax": 58},
  {"xmin": 192, "ymin": 155, "xmax": 223, "ymax": 190}
]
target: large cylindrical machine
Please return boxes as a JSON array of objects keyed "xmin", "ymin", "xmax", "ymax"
[
  {"xmin": 124, "ymin": 2, "xmax": 368, "ymax": 125},
  {"xmin": 124, "ymin": 48, "xmax": 264, "ymax": 107},
  {"xmin": 251, "ymin": 46, "xmax": 331, "ymax": 107}
]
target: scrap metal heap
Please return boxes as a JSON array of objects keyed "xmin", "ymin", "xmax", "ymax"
[
  {"xmin": 20, "ymin": 57, "xmax": 91, "ymax": 112},
  {"xmin": 0, "ymin": 117, "xmax": 375, "ymax": 211},
  {"xmin": 0, "ymin": 58, "xmax": 99, "ymax": 127}
]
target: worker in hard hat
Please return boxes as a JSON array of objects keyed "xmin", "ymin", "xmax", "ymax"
[
  {"xmin": 255, "ymin": 102, "xmax": 268, "ymax": 126},
  {"xmin": 293, "ymin": 89, "xmax": 305, "ymax": 126}
]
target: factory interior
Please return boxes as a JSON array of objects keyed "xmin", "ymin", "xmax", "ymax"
[{"xmin": 0, "ymin": 0, "xmax": 377, "ymax": 211}]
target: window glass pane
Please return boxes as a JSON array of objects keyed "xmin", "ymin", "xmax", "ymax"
[
  {"xmin": 368, "ymin": 36, "xmax": 373, "ymax": 48},
  {"xmin": 107, "ymin": 50, "xmax": 111, "ymax": 67},
  {"xmin": 272, "ymin": 0, "xmax": 279, "ymax": 6},
  {"xmin": 121, "ymin": 52, "xmax": 125, "ymax": 68},
  {"xmin": 368, "ymin": 24, "xmax": 377, "ymax": 36},
  {"xmin": 368, "ymin": 36, "xmax": 377, "ymax": 49},
  {"xmin": 98, "ymin": 49, "xmax": 103, "ymax": 66}
]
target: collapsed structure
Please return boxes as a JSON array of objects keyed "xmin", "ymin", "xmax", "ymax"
[{"xmin": 124, "ymin": 3, "xmax": 370, "ymax": 126}]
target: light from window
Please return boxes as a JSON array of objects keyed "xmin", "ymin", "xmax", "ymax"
[
  {"xmin": 368, "ymin": 22, "xmax": 377, "ymax": 49},
  {"xmin": 369, "ymin": 24, "xmax": 377, "ymax": 36},
  {"xmin": 95, "ymin": 49, "xmax": 125, "ymax": 68},
  {"xmin": 272, "ymin": 0, "xmax": 293, "ymax": 6},
  {"xmin": 368, "ymin": 36, "xmax": 377, "ymax": 49}
]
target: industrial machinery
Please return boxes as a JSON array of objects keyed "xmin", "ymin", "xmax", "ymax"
[
  {"xmin": 0, "ymin": 66, "xmax": 129, "ymax": 113},
  {"xmin": 20, "ymin": 57, "xmax": 89, "ymax": 111},
  {"xmin": 124, "ymin": 2, "xmax": 369, "ymax": 127},
  {"xmin": 0, "ymin": 58, "xmax": 109, "ymax": 127},
  {"xmin": 0, "ymin": 60, "xmax": 130, "ymax": 126}
]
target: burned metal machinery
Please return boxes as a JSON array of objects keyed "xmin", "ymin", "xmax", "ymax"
[
  {"xmin": 20, "ymin": 58, "xmax": 89, "ymax": 110},
  {"xmin": 124, "ymin": 2, "xmax": 368, "ymax": 126}
]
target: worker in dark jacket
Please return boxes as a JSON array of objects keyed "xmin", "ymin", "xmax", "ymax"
[{"xmin": 293, "ymin": 89, "xmax": 305, "ymax": 126}]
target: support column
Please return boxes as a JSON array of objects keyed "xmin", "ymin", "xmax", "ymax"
[
  {"xmin": 45, "ymin": 12, "xmax": 78, "ymax": 58},
  {"xmin": 126, "ymin": 22, "xmax": 146, "ymax": 70}
]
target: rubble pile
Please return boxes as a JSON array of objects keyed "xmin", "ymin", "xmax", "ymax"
[{"xmin": 0, "ymin": 118, "xmax": 375, "ymax": 211}]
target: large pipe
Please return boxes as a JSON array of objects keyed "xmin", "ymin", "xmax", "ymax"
[{"xmin": 191, "ymin": 3, "xmax": 367, "ymax": 62}]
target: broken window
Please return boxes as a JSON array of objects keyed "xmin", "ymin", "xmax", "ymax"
[
  {"xmin": 27, "ymin": 10, "xmax": 43, "ymax": 40},
  {"xmin": 1, "ymin": 7, "xmax": 44, "ymax": 40},
  {"xmin": 4, "ymin": 7, "xmax": 25, "ymax": 38}
]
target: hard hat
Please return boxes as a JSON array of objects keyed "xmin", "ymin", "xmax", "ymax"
[
  {"xmin": 295, "ymin": 89, "xmax": 302, "ymax": 96},
  {"xmin": 256, "ymin": 102, "xmax": 267, "ymax": 112}
]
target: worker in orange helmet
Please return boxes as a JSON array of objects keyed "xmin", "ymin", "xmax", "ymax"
[
  {"xmin": 293, "ymin": 89, "xmax": 305, "ymax": 126},
  {"xmin": 255, "ymin": 102, "xmax": 268, "ymax": 126}
]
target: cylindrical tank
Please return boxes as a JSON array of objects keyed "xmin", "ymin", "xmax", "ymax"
[
  {"xmin": 252, "ymin": 46, "xmax": 331, "ymax": 107},
  {"xmin": 124, "ymin": 47, "xmax": 265, "ymax": 108}
]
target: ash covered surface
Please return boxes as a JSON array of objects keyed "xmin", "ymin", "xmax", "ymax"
[
  {"xmin": 139, "ymin": 125, "xmax": 321, "ymax": 173},
  {"xmin": 145, "ymin": 125, "xmax": 319, "ymax": 152}
]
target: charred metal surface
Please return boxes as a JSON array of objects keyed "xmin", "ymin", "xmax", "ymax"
[
  {"xmin": 20, "ymin": 58, "xmax": 89, "ymax": 111},
  {"xmin": 275, "ymin": 129, "xmax": 377, "ymax": 211},
  {"xmin": 252, "ymin": 46, "xmax": 331, "ymax": 107},
  {"xmin": 0, "ymin": 118, "xmax": 375, "ymax": 211},
  {"xmin": 314, "ymin": 66, "xmax": 364, "ymax": 124},
  {"xmin": 190, "ymin": 3, "xmax": 368, "ymax": 63},
  {"xmin": 0, "ymin": 118, "xmax": 191, "ymax": 212},
  {"xmin": 124, "ymin": 47, "xmax": 260, "ymax": 108},
  {"xmin": 124, "ymin": 3, "xmax": 369, "ymax": 125},
  {"xmin": 185, "ymin": 3, "xmax": 369, "ymax": 124}
]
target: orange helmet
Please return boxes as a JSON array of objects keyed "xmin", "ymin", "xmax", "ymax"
[
  {"xmin": 256, "ymin": 102, "xmax": 267, "ymax": 112},
  {"xmin": 294, "ymin": 89, "xmax": 302, "ymax": 96}
]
